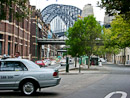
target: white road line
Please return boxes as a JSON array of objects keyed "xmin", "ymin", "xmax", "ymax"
[{"xmin": 104, "ymin": 91, "xmax": 127, "ymax": 98}]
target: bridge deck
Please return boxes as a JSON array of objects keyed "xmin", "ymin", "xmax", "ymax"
[{"xmin": 37, "ymin": 38, "xmax": 66, "ymax": 45}]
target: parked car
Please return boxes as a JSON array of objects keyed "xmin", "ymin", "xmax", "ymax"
[
  {"xmin": 43, "ymin": 59, "xmax": 51, "ymax": 66},
  {"xmin": 0, "ymin": 58, "xmax": 61, "ymax": 95},
  {"xmin": 69, "ymin": 58, "xmax": 74, "ymax": 64},
  {"xmin": 35, "ymin": 60, "xmax": 46, "ymax": 67},
  {"xmin": 60, "ymin": 59, "xmax": 66, "ymax": 66},
  {"xmin": 51, "ymin": 60, "xmax": 56, "ymax": 65},
  {"xmin": 99, "ymin": 58, "xmax": 106, "ymax": 63}
]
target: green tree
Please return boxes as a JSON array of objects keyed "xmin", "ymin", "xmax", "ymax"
[
  {"xmin": 0, "ymin": 0, "xmax": 30, "ymax": 21},
  {"xmin": 94, "ymin": 45, "xmax": 120, "ymax": 64},
  {"xmin": 93, "ymin": 46, "xmax": 106, "ymax": 57},
  {"xmin": 103, "ymin": 28, "xmax": 118, "ymax": 50},
  {"xmin": 98, "ymin": 0, "xmax": 130, "ymax": 20},
  {"xmin": 102, "ymin": 15, "xmax": 130, "ymax": 64},
  {"xmin": 66, "ymin": 15, "xmax": 102, "ymax": 69},
  {"xmin": 109, "ymin": 16, "xmax": 130, "ymax": 48},
  {"xmin": 109, "ymin": 15, "xmax": 130, "ymax": 65}
]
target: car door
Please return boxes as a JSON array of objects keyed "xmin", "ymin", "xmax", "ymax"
[{"xmin": 0, "ymin": 61, "xmax": 25, "ymax": 89}]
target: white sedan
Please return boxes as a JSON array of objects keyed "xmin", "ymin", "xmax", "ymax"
[
  {"xmin": 99, "ymin": 58, "xmax": 106, "ymax": 63},
  {"xmin": 0, "ymin": 58, "xmax": 61, "ymax": 95},
  {"xmin": 43, "ymin": 59, "xmax": 51, "ymax": 66},
  {"xmin": 60, "ymin": 59, "xmax": 66, "ymax": 66}
]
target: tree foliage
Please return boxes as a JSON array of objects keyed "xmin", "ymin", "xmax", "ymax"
[
  {"xmin": 103, "ymin": 15, "xmax": 130, "ymax": 64},
  {"xmin": 0, "ymin": 0, "xmax": 30, "ymax": 21},
  {"xmin": 103, "ymin": 15, "xmax": 130, "ymax": 48},
  {"xmin": 103, "ymin": 28, "xmax": 120, "ymax": 63},
  {"xmin": 110, "ymin": 15, "xmax": 130, "ymax": 48},
  {"xmin": 93, "ymin": 46, "xmax": 106, "ymax": 57},
  {"xmin": 99, "ymin": 0, "xmax": 130, "ymax": 20},
  {"xmin": 66, "ymin": 15, "xmax": 102, "ymax": 68}
]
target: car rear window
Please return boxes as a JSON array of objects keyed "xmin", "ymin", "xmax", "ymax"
[{"xmin": 36, "ymin": 61, "xmax": 42, "ymax": 63}]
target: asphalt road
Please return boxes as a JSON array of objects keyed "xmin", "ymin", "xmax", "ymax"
[
  {"xmin": 64, "ymin": 64, "xmax": 130, "ymax": 98},
  {"xmin": 0, "ymin": 63, "xmax": 130, "ymax": 98}
]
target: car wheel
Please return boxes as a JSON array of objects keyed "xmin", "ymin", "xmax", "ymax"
[{"xmin": 21, "ymin": 81, "xmax": 36, "ymax": 95}]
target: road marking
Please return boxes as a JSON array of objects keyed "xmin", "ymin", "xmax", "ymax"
[{"xmin": 104, "ymin": 91, "xmax": 127, "ymax": 98}]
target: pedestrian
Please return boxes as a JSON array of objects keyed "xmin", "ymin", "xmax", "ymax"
[
  {"xmin": 15, "ymin": 52, "xmax": 22, "ymax": 59},
  {"xmin": 99, "ymin": 60, "xmax": 102, "ymax": 66}
]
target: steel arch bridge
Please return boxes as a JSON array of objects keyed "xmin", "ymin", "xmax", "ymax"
[{"xmin": 41, "ymin": 4, "xmax": 82, "ymax": 28}]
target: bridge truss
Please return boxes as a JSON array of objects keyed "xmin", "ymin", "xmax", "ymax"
[{"xmin": 41, "ymin": 4, "xmax": 82, "ymax": 29}]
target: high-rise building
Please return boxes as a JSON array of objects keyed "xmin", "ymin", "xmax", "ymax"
[
  {"xmin": 81, "ymin": 4, "xmax": 94, "ymax": 18},
  {"xmin": 104, "ymin": 14, "xmax": 115, "ymax": 28}
]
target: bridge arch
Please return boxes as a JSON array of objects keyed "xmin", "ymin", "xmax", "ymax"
[{"xmin": 41, "ymin": 4, "xmax": 82, "ymax": 28}]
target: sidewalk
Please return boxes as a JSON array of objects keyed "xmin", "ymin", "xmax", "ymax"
[{"xmin": 59, "ymin": 63, "xmax": 110, "ymax": 75}]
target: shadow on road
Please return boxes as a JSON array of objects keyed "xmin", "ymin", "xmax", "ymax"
[{"xmin": 0, "ymin": 90, "xmax": 60, "ymax": 97}]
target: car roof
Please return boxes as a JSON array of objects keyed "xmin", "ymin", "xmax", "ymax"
[
  {"xmin": 0, "ymin": 58, "xmax": 29, "ymax": 62},
  {"xmin": 0, "ymin": 58, "xmax": 41, "ymax": 70}
]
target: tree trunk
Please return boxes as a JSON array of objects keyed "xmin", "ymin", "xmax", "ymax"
[
  {"xmin": 123, "ymin": 48, "xmax": 126, "ymax": 66},
  {"xmin": 114, "ymin": 53, "xmax": 116, "ymax": 64},
  {"xmin": 88, "ymin": 56, "xmax": 90, "ymax": 69},
  {"xmin": 75, "ymin": 57, "xmax": 77, "ymax": 68}
]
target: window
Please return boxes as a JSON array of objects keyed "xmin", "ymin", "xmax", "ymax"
[
  {"xmin": 0, "ymin": 61, "xmax": 27, "ymax": 71},
  {"xmin": 0, "ymin": 41, "xmax": 2, "ymax": 55},
  {"xmin": 0, "ymin": 61, "xmax": 15, "ymax": 71},
  {"xmin": 15, "ymin": 44, "xmax": 18, "ymax": 53},
  {"xmin": 8, "ymin": 36, "xmax": 11, "ymax": 40},
  {"xmin": 22, "ymin": 18, "xmax": 24, "ymax": 28},
  {"xmin": 14, "ymin": 62, "xmax": 28, "ymax": 71},
  {"xmin": 15, "ymin": 37, "xmax": 17, "ymax": 42},
  {"xmin": 8, "ymin": 43, "xmax": 10, "ymax": 55},
  {"xmin": 0, "ymin": 34, "xmax": 3, "ymax": 39},
  {"xmin": 9, "ymin": 10, "xmax": 12, "ymax": 22},
  {"xmin": 16, "ymin": 19, "xmax": 19, "ymax": 26},
  {"xmin": 9, "ymin": 0, "xmax": 12, "ymax": 22}
]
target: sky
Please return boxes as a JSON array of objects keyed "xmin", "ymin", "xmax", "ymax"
[{"xmin": 29, "ymin": 0, "xmax": 105, "ymax": 23}]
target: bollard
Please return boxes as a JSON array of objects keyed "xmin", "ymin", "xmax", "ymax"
[{"xmin": 66, "ymin": 57, "xmax": 69, "ymax": 73}]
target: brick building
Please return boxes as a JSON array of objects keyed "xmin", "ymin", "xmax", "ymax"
[
  {"xmin": 0, "ymin": 1, "xmax": 60, "ymax": 60},
  {"xmin": 0, "ymin": 0, "xmax": 31, "ymax": 59},
  {"xmin": 30, "ymin": 6, "xmax": 59, "ymax": 61}
]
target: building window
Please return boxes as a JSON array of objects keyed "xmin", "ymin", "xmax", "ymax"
[
  {"xmin": 8, "ymin": 36, "xmax": 11, "ymax": 40},
  {"xmin": 0, "ymin": 34, "xmax": 3, "ymax": 39},
  {"xmin": 22, "ymin": 18, "xmax": 24, "ymax": 28},
  {"xmin": 8, "ymin": 0, "xmax": 12, "ymax": 22},
  {"xmin": 15, "ymin": 38, "xmax": 18, "ymax": 42},
  {"xmin": 15, "ymin": 44, "xmax": 18, "ymax": 53},
  {"xmin": 8, "ymin": 43, "xmax": 10, "ymax": 55},
  {"xmin": 16, "ymin": 19, "xmax": 19, "ymax": 26},
  {"xmin": 0, "ymin": 41, "xmax": 2, "ymax": 55}
]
